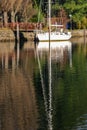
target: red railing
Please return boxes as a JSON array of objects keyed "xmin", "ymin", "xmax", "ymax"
[
  {"xmin": 7, "ymin": 22, "xmax": 44, "ymax": 31},
  {"xmin": 0, "ymin": 22, "xmax": 45, "ymax": 31},
  {"xmin": 8, "ymin": 22, "xmax": 35, "ymax": 30}
]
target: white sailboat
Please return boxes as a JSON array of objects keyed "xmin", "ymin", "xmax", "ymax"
[{"xmin": 35, "ymin": 0, "xmax": 72, "ymax": 41}]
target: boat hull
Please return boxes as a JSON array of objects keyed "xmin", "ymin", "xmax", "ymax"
[{"xmin": 36, "ymin": 32, "xmax": 72, "ymax": 41}]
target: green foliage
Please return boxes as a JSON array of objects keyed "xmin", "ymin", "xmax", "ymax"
[
  {"xmin": 63, "ymin": 0, "xmax": 87, "ymax": 29},
  {"xmin": 51, "ymin": 4, "xmax": 61, "ymax": 17},
  {"xmin": 30, "ymin": 12, "xmax": 44, "ymax": 23},
  {"xmin": 76, "ymin": 21, "xmax": 81, "ymax": 29},
  {"xmin": 30, "ymin": 15, "xmax": 38, "ymax": 22},
  {"xmin": 81, "ymin": 17, "xmax": 87, "ymax": 28}
]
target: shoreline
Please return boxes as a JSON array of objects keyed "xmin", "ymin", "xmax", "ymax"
[
  {"xmin": 71, "ymin": 29, "xmax": 87, "ymax": 37},
  {"xmin": 0, "ymin": 28, "xmax": 87, "ymax": 42}
]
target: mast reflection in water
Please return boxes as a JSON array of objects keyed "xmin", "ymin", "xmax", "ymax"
[{"xmin": 35, "ymin": 41, "xmax": 72, "ymax": 130}]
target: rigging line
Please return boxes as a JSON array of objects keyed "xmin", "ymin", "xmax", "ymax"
[
  {"xmin": 38, "ymin": 0, "xmax": 42, "ymax": 23},
  {"xmin": 48, "ymin": 44, "xmax": 53, "ymax": 130},
  {"xmin": 36, "ymin": 44, "xmax": 49, "ymax": 121}
]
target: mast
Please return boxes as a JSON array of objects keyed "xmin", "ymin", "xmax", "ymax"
[
  {"xmin": 48, "ymin": 0, "xmax": 51, "ymax": 43},
  {"xmin": 48, "ymin": 0, "xmax": 51, "ymax": 28}
]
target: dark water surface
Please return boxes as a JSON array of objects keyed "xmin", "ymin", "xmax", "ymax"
[{"xmin": 0, "ymin": 38, "xmax": 87, "ymax": 130}]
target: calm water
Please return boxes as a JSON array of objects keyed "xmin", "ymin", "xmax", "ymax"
[{"xmin": 0, "ymin": 37, "xmax": 87, "ymax": 130}]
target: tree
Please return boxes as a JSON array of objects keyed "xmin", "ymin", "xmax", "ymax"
[
  {"xmin": 0, "ymin": 0, "xmax": 37, "ymax": 24},
  {"xmin": 0, "ymin": 0, "xmax": 23, "ymax": 25},
  {"xmin": 20, "ymin": 0, "xmax": 38, "ymax": 22}
]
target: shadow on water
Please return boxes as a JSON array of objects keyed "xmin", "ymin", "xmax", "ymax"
[{"xmin": 13, "ymin": 30, "xmax": 27, "ymax": 50}]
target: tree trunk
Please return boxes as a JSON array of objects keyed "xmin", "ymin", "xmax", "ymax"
[
  {"xmin": 11, "ymin": 10, "xmax": 15, "ymax": 23},
  {"xmin": 3, "ymin": 11, "xmax": 8, "ymax": 27}
]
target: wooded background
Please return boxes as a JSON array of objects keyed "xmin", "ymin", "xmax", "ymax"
[{"xmin": 0, "ymin": 0, "xmax": 87, "ymax": 29}]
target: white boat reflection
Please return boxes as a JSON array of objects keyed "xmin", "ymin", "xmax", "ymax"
[
  {"xmin": 37, "ymin": 41, "xmax": 71, "ymax": 50},
  {"xmin": 37, "ymin": 41, "xmax": 72, "ymax": 67}
]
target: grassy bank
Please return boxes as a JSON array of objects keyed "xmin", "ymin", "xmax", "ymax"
[
  {"xmin": 0, "ymin": 28, "xmax": 15, "ymax": 42},
  {"xmin": 71, "ymin": 29, "xmax": 87, "ymax": 37}
]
